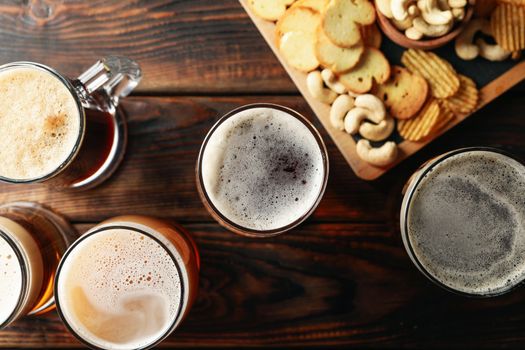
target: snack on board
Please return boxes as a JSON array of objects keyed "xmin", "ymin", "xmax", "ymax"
[
  {"xmin": 491, "ymin": 2, "xmax": 525, "ymax": 51},
  {"xmin": 306, "ymin": 70, "xmax": 338, "ymax": 103},
  {"xmin": 455, "ymin": 18, "xmax": 511, "ymax": 61},
  {"xmin": 360, "ymin": 23, "xmax": 383, "ymax": 48},
  {"xmin": 321, "ymin": 68, "xmax": 348, "ymax": 93},
  {"xmin": 280, "ymin": 31, "xmax": 320, "ymax": 71},
  {"xmin": 276, "ymin": 6, "xmax": 319, "ymax": 42},
  {"xmin": 440, "ymin": 74, "xmax": 479, "ymax": 115},
  {"xmin": 330, "ymin": 94, "xmax": 355, "ymax": 130},
  {"xmin": 397, "ymin": 98, "xmax": 441, "ymax": 141},
  {"xmin": 315, "ymin": 26, "xmax": 364, "ymax": 73},
  {"xmin": 291, "ymin": 0, "xmax": 327, "ymax": 11},
  {"xmin": 372, "ymin": 66, "xmax": 429, "ymax": 120},
  {"xmin": 248, "ymin": 0, "xmax": 296, "ymax": 21},
  {"xmin": 322, "ymin": 0, "xmax": 376, "ymax": 47},
  {"xmin": 338, "ymin": 48, "xmax": 391, "ymax": 93},
  {"xmin": 401, "ymin": 49, "xmax": 460, "ymax": 98},
  {"xmin": 356, "ymin": 140, "xmax": 398, "ymax": 167},
  {"xmin": 434, "ymin": 100, "xmax": 456, "ymax": 131},
  {"xmin": 376, "ymin": 0, "xmax": 469, "ymax": 40}
]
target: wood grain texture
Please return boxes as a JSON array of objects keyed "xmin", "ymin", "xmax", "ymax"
[
  {"xmin": 0, "ymin": 0, "xmax": 293, "ymax": 94},
  {"xmin": 4, "ymin": 222, "xmax": 525, "ymax": 348},
  {"xmin": 0, "ymin": 94, "xmax": 522, "ymax": 225}
]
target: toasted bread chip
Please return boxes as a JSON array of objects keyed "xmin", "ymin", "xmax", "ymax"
[
  {"xmin": 441, "ymin": 75, "xmax": 479, "ymax": 115},
  {"xmin": 360, "ymin": 23, "xmax": 382, "ymax": 49},
  {"xmin": 315, "ymin": 26, "xmax": 364, "ymax": 73},
  {"xmin": 338, "ymin": 48, "xmax": 390, "ymax": 93},
  {"xmin": 397, "ymin": 98, "xmax": 440, "ymax": 141},
  {"xmin": 322, "ymin": 0, "xmax": 376, "ymax": 48},
  {"xmin": 280, "ymin": 31, "xmax": 319, "ymax": 71},
  {"xmin": 292, "ymin": 0, "xmax": 327, "ymax": 11},
  {"xmin": 373, "ymin": 66, "xmax": 429, "ymax": 120},
  {"xmin": 491, "ymin": 3, "xmax": 525, "ymax": 51},
  {"xmin": 276, "ymin": 6, "xmax": 320, "ymax": 45},
  {"xmin": 248, "ymin": 0, "xmax": 296, "ymax": 21},
  {"xmin": 401, "ymin": 49, "xmax": 460, "ymax": 99}
]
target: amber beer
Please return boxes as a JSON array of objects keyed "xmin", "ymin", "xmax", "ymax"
[
  {"xmin": 0, "ymin": 202, "xmax": 76, "ymax": 329},
  {"xmin": 55, "ymin": 216, "xmax": 200, "ymax": 350},
  {"xmin": 0, "ymin": 57, "xmax": 140, "ymax": 189}
]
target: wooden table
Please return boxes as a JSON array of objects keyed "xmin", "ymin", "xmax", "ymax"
[{"xmin": 0, "ymin": 1, "xmax": 524, "ymax": 348}]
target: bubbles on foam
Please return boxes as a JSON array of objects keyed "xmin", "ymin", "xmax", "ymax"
[
  {"xmin": 0, "ymin": 236, "xmax": 23, "ymax": 325},
  {"xmin": 58, "ymin": 229, "xmax": 182, "ymax": 349},
  {"xmin": 407, "ymin": 151, "xmax": 525, "ymax": 295},
  {"xmin": 201, "ymin": 107, "xmax": 325, "ymax": 230},
  {"xmin": 0, "ymin": 66, "xmax": 80, "ymax": 180}
]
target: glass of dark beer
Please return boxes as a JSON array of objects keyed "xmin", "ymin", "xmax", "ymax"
[
  {"xmin": 196, "ymin": 103, "xmax": 329, "ymax": 237},
  {"xmin": 401, "ymin": 147, "xmax": 525, "ymax": 297},
  {"xmin": 0, "ymin": 57, "xmax": 141, "ymax": 189},
  {"xmin": 0, "ymin": 201, "xmax": 76, "ymax": 329}
]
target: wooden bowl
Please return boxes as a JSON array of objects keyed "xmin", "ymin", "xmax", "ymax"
[{"xmin": 375, "ymin": 4, "xmax": 474, "ymax": 50}]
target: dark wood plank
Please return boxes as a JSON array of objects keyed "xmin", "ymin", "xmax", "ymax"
[
  {"xmin": 4, "ymin": 222, "xmax": 525, "ymax": 348},
  {"xmin": 0, "ymin": 93, "xmax": 522, "ymax": 223},
  {"xmin": 0, "ymin": 0, "xmax": 293, "ymax": 94}
]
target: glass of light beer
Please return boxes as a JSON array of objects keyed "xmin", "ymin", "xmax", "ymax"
[
  {"xmin": 54, "ymin": 216, "xmax": 200, "ymax": 350},
  {"xmin": 0, "ymin": 201, "xmax": 76, "ymax": 329},
  {"xmin": 400, "ymin": 147, "xmax": 525, "ymax": 297},
  {"xmin": 0, "ymin": 56, "xmax": 141, "ymax": 189},
  {"xmin": 196, "ymin": 103, "xmax": 329, "ymax": 238}
]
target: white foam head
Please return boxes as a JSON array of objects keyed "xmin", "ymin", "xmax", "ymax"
[
  {"xmin": 56, "ymin": 227, "xmax": 186, "ymax": 350},
  {"xmin": 406, "ymin": 150, "xmax": 525, "ymax": 295},
  {"xmin": 0, "ymin": 235, "xmax": 23, "ymax": 326},
  {"xmin": 0, "ymin": 66, "xmax": 81, "ymax": 181},
  {"xmin": 201, "ymin": 106, "xmax": 326, "ymax": 231}
]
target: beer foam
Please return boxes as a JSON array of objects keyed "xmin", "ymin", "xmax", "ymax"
[
  {"xmin": 407, "ymin": 151, "xmax": 525, "ymax": 295},
  {"xmin": 201, "ymin": 107, "xmax": 325, "ymax": 231},
  {"xmin": 57, "ymin": 228, "xmax": 183, "ymax": 350},
  {"xmin": 0, "ymin": 235, "xmax": 23, "ymax": 326},
  {"xmin": 0, "ymin": 66, "xmax": 80, "ymax": 181}
]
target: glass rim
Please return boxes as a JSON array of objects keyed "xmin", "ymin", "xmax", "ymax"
[
  {"xmin": 54, "ymin": 224, "xmax": 187, "ymax": 350},
  {"xmin": 401, "ymin": 146, "xmax": 525, "ymax": 298},
  {"xmin": 196, "ymin": 103, "xmax": 329, "ymax": 238},
  {"xmin": 0, "ymin": 228, "xmax": 29, "ymax": 329},
  {"xmin": 0, "ymin": 61, "xmax": 86, "ymax": 184}
]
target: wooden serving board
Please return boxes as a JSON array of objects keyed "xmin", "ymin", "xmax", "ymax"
[{"xmin": 239, "ymin": 0, "xmax": 525, "ymax": 180}]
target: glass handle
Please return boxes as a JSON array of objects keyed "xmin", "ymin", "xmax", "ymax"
[{"xmin": 76, "ymin": 56, "xmax": 142, "ymax": 108}]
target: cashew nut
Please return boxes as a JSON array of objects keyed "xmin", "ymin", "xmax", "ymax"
[
  {"xmin": 406, "ymin": 26, "xmax": 424, "ymax": 40},
  {"xmin": 321, "ymin": 69, "xmax": 347, "ymax": 94},
  {"xmin": 413, "ymin": 16, "xmax": 453, "ymax": 37},
  {"xmin": 417, "ymin": 0, "xmax": 453, "ymax": 25},
  {"xmin": 454, "ymin": 18, "xmax": 484, "ymax": 60},
  {"xmin": 330, "ymin": 94, "xmax": 354, "ymax": 130},
  {"xmin": 376, "ymin": 0, "xmax": 394, "ymax": 18},
  {"xmin": 392, "ymin": 17, "xmax": 414, "ymax": 30},
  {"xmin": 344, "ymin": 107, "xmax": 371, "ymax": 134},
  {"xmin": 408, "ymin": 4, "xmax": 420, "ymax": 16},
  {"xmin": 307, "ymin": 71, "xmax": 337, "ymax": 104},
  {"xmin": 476, "ymin": 38, "xmax": 511, "ymax": 61},
  {"xmin": 452, "ymin": 7, "xmax": 464, "ymax": 20},
  {"xmin": 354, "ymin": 94, "xmax": 386, "ymax": 122},
  {"xmin": 391, "ymin": 0, "xmax": 415, "ymax": 21},
  {"xmin": 359, "ymin": 116, "xmax": 396, "ymax": 141},
  {"xmin": 448, "ymin": 0, "xmax": 466, "ymax": 7},
  {"xmin": 356, "ymin": 140, "xmax": 398, "ymax": 167}
]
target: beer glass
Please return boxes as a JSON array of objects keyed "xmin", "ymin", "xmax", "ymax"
[
  {"xmin": 196, "ymin": 103, "xmax": 329, "ymax": 238},
  {"xmin": 54, "ymin": 216, "xmax": 200, "ymax": 350},
  {"xmin": 0, "ymin": 57, "xmax": 141, "ymax": 189},
  {"xmin": 400, "ymin": 147, "xmax": 525, "ymax": 297},
  {"xmin": 0, "ymin": 201, "xmax": 76, "ymax": 329}
]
